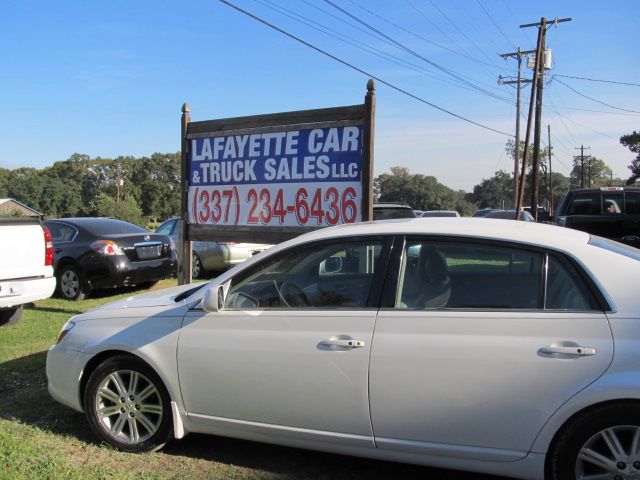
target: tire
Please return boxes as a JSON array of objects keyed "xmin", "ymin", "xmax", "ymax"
[
  {"xmin": 0, "ymin": 306, "xmax": 23, "ymax": 327},
  {"xmin": 192, "ymin": 253, "xmax": 205, "ymax": 279},
  {"xmin": 84, "ymin": 355, "xmax": 172, "ymax": 452},
  {"xmin": 549, "ymin": 402, "xmax": 640, "ymax": 479},
  {"xmin": 57, "ymin": 264, "xmax": 88, "ymax": 301}
]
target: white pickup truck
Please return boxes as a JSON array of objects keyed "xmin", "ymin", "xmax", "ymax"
[{"xmin": 0, "ymin": 218, "xmax": 57, "ymax": 326}]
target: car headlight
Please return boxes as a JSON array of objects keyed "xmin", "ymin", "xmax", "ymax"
[{"xmin": 56, "ymin": 320, "xmax": 76, "ymax": 345}]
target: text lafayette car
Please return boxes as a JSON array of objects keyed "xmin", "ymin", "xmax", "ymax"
[{"xmin": 47, "ymin": 218, "xmax": 640, "ymax": 480}]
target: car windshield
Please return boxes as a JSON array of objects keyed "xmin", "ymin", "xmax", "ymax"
[
  {"xmin": 589, "ymin": 235, "xmax": 640, "ymax": 261},
  {"xmin": 82, "ymin": 219, "xmax": 148, "ymax": 235}
]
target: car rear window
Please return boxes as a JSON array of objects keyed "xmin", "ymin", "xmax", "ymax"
[
  {"xmin": 373, "ymin": 209, "xmax": 416, "ymax": 220},
  {"xmin": 589, "ymin": 235, "xmax": 640, "ymax": 261},
  {"xmin": 82, "ymin": 220, "xmax": 148, "ymax": 235},
  {"xmin": 626, "ymin": 192, "xmax": 640, "ymax": 214}
]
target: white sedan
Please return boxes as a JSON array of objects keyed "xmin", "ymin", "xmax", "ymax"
[{"xmin": 47, "ymin": 218, "xmax": 640, "ymax": 480}]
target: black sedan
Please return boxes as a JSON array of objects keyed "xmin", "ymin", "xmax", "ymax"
[{"xmin": 44, "ymin": 218, "xmax": 177, "ymax": 300}]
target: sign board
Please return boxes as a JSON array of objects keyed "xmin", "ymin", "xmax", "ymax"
[
  {"xmin": 178, "ymin": 80, "xmax": 376, "ymax": 283},
  {"xmin": 188, "ymin": 125, "xmax": 363, "ymax": 228}
]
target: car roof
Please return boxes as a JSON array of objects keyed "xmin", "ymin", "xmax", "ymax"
[
  {"xmin": 46, "ymin": 217, "xmax": 123, "ymax": 224},
  {"xmin": 285, "ymin": 217, "xmax": 590, "ymax": 251},
  {"xmin": 373, "ymin": 203, "xmax": 412, "ymax": 209},
  {"xmin": 567, "ymin": 187, "xmax": 640, "ymax": 194}
]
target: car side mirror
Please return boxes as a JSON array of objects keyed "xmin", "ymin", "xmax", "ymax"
[
  {"xmin": 320, "ymin": 256, "xmax": 342, "ymax": 274},
  {"xmin": 202, "ymin": 282, "xmax": 228, "ymax": 312}
]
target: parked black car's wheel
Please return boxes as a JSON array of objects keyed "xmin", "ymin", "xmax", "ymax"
[
  {"xmin": 0, "ymin": 305, "xmax": 23, "ymax": 327},
  {"xmin": 57, "ymin": 264, "xmax": 88, "ymax": 301},
  {"xmin": 549, "ymin": 403, "xmax": 640, "ymax": 479},
  {"xmin": 84, "ymin": 355, "xmax": 173, "ymax": 452}
]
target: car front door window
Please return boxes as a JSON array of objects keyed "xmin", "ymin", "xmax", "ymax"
[{"xmin": 225, "ymin": 240, "xmax": 384, "ymax": 309}]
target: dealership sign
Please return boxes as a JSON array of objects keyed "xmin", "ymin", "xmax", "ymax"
[
  {"xmin": 188, "ymin": 126, "xmax": 363, "ymax": 227},
  {"xmin": 180, "ymin": 80, "xmax": 375, "ymax": 248}
]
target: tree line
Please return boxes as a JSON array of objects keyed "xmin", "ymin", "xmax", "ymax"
[
  {"xmin": 1, "ymin": 133, "xmax": 635, "ymax": 224},
  {"xmin": 0, "ymin": 153, "xmax": 180, "ymax": 225}
]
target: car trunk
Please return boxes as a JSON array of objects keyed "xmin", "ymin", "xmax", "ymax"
[{"xmin": 102, "ymin": 233, "xmax": 173, "ymax": 263}]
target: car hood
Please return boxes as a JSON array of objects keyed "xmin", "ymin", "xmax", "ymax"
[{"xmin": 91, "ymin": 283, "xmax": 205, "ymax": 311}]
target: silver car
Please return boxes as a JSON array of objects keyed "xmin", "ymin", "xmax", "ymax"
[
  {"xmin": 155, "ymin": 218, "xmax": 271, "ymax": 278},
  {"xmin": 48, "ymin": 218, "xmax": 640, "ymax": 480}
]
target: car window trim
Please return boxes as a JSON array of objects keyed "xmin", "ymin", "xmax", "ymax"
[
  {"xmin": 382, "ymin": 234, "xmax": 608, "ymax": 313},
  {"xmin": 220, "ymin": 235, "xmax": 394, "ymax": 311}
]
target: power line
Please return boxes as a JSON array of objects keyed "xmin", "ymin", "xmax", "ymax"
[
  {"xmin": 547, "ymin": 105, "xmax": 639, "ymax": 116},
  {"xmin": 553, "ymin": 77, "xmax": 640, "ymax": 114},
  {"xmin": 404, "ymin": 0, "xmax": 477, "ymax": 62},
  {"xmin": 424, "ymin": 0, "xmax": 498, "ymax": 66},
  {"xmin": 449, "ymin": 0, "xmax": 504, "ymax": 56},
  {"xmin": 321, "ymin": 0, "xmax": 510, "ymax": 102},
  {"xmin": 475, "ymin": 0, "xmax": 515, "ymax": 47},
  {"xmin": 347, "ymin": 0, "xmax": 510, "ymax": 73},
  {"xmin": 547, "ymin": 104, "xmax": 620, "ymax": 141},
  {"xmin": 253, "ymin": 0, "xmax": 497, "ymax": 95},
  {"xmin": 499, "ymin": 0, "xmax": 535, "ymax": 45},
  {"xmin": 219, "ymin": 0, "xmax": 513, "ymax": 137},
  {"xmin": 553, "ymin": 74, "xmax": 640, "ymax": 88}
]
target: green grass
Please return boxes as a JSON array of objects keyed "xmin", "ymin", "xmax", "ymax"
[{"xmin": 0, "ymin": 280, "xmax": 495, "ymax": 480}]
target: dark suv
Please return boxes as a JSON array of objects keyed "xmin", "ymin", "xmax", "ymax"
[{"xmin": 554, "ymin": 187, "xmax": 640, "ymax": 248}]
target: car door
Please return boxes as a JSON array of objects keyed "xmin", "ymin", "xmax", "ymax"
[
  {"xmin": 177, "ymin": 236, "xmax": 391, "ymax": 448},
  {"xmin": 369, "ymin": 236, "xmax": 613, "ymax": 461}
]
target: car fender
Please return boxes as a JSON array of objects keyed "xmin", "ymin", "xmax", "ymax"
[
  {"xmin": 71, "ymin": 308, "xmax": 189, "ymax": 418},
  {"xmin": 531, "ymin": 371, "xmax": 640, "ymax": 454}
]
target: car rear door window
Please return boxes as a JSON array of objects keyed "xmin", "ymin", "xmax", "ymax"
[
  {"xmin": 567, "ymin": 193, "xmax": 601, "ymax": 215},
  {"xmin": 225, "ymin": 239, "xmax": 385, "ymax": 309},
  {"xmin": 545, "ymin": 255, "xmax": 596, "ymax": 310},
  {"xmin": 396, "ymin": 240, "xmax": 544, "ymax": 309}
]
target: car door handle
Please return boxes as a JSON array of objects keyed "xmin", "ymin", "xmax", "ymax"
[
  {"xmin": 539, "ymin": 346, "xmax": 596, "ymax": 356},
  {"xmin": 321, "ymin": 339, "xmax": 365, "ymax": 348}
]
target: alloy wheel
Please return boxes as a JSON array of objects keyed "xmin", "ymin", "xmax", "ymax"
[
  {"xmin": 576, "ymin": 425, "xmax": 640, "ymax": 479},
  {"xmin": 94, "ymin": 370, "xmax": 164, "ymax": 444},
  {"xmin": 61, "ymin": 269, "xmax": 79, "ymax": 299}
]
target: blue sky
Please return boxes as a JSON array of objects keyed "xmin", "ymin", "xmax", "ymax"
[{"xmin": 1, "ymin": 0, "xmax": 638, "ymax": 191}]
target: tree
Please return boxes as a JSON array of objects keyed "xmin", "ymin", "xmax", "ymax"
[
  {"xmin": 90, "ymin": 193, "xmax": 145, "ymax": 226},
  {"xmin": 5, "ymin": 168, "xmax": 46, "ymax": 213},
  {"xmin": 620, "ymin": 131, "xmax": 640, "ymax": 185},
  {"xmin": 375, "ymin": 167, "xmax": 476, "ymax": 215},
  {"xmin": 469, "ymin": 170, "xmax": 514, "ymax": 209},
  {"xmin": 570, "ymin": 156, "xmax": 614, "ymax": 189},
  {"xmin": 129, "ymin": 153, "xmax": 180, "ymax": 221}
]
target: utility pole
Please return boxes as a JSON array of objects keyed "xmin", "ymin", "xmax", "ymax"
[
  {"xmin": 547, "ymin": 124, "xmax": 553, "ymax": 215},
  {"xmin": 515, "ymin": 25, "xmax": 544, "ymax": 219},
  {"xmin": 519, "ymin": 17, "xmax": 571, "ymax": 221},
  {"xmin": 499, "ymin": 48, "xmax": 535, "ymax": 206},
  {"xmin": 575, "ymin": 145, "xmax": 591, "ymax": 188}
]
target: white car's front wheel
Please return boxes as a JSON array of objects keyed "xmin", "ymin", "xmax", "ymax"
[{"xmin": 84, "ymin": 355, "xmax": 173, "ymax": 452}]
